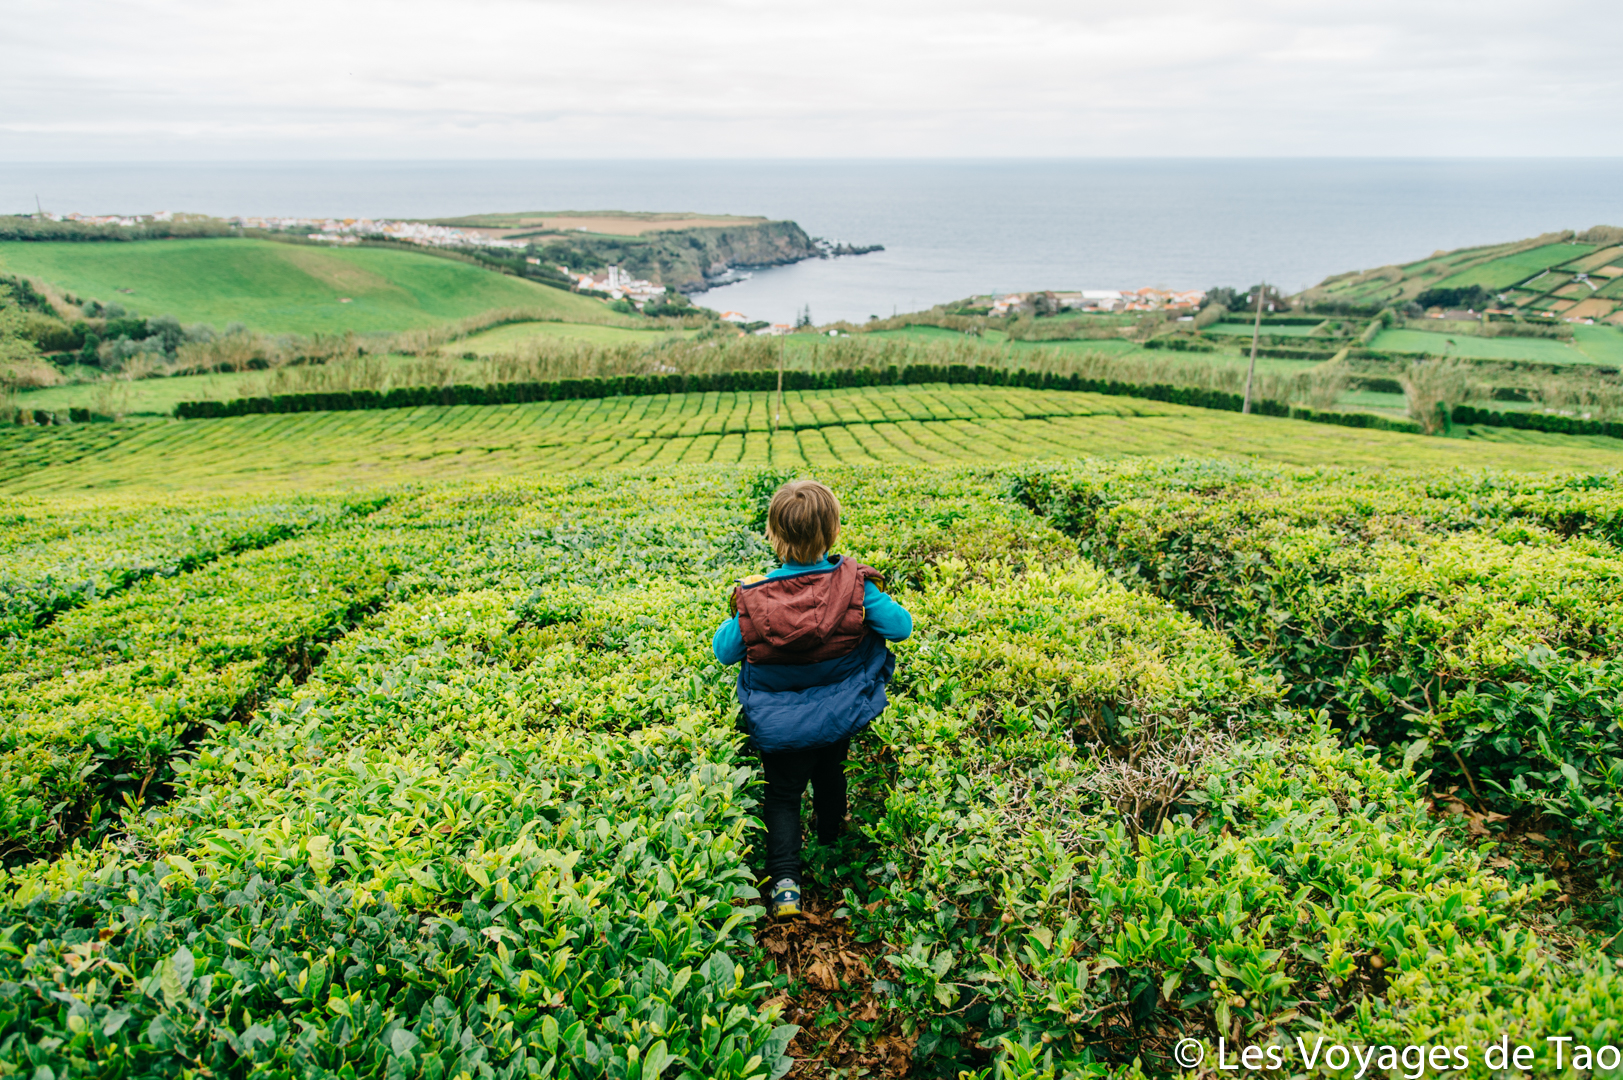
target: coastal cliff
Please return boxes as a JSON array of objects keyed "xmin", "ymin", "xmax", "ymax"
[{"xmin": 586, "ymin": 220, "xmax": 817, "ymax": 293}]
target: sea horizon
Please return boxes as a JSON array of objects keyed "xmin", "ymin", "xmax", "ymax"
[{"xmin": 5, "ymin": 157, "xmax": 1621, "ymax": 325}]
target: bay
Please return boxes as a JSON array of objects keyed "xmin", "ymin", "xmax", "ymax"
[{"xmin": 3, "ymin": 159, "xmax": 1620, "ymax": 325}]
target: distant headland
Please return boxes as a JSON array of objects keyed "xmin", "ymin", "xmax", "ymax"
[{"xmin": 1, "ymin": 208, "xmax": 883, "ymax": 295}]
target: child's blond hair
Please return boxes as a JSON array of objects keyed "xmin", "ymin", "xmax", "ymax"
[{"xmin": 765, "ymin": 480, "xmax": 841, "ymax": 564}]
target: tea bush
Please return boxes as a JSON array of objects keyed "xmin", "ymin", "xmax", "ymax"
[
  {"xmin": 1009, "ymin": 459, "xmax": 1623, "ymax": 882},
  {"xmin": 0, "ymin": 494, "xmax": 379, "ymax": 638},
  {"xmin": 2, "ymin": 465, "xmax": 1619, "ymax": 1079},
  {"xmin": 826, "ymin": 476, "xmax": 1621, "ymax": 1075}
]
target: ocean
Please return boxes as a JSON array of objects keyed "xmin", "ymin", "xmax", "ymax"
[{"xmin": 4, "ymin": 159, "xmax": 1621, "ymax": 325}]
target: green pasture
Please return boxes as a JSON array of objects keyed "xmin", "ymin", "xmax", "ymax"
[
  {"xmin": 1564, "ymin": 244, "xmax": 1623, "ymax": 274},
  {"xmin": 0, "ymin": 239, "xmax": 615, "ymax": 334},
  {"xmin": 1334, "ymin": 388, "xmax": 1409, "ymax": 416},
  {"xmin": 6, "ymin": 384, "xmax": 1621, "ymax": 496},
  {"xmin": 1371, "ymin": 327, "xmax": 1592, "ymax": 363},
  {"xmin": 1432, "ymin": 242, "xmax": 1595, "ymax": 291},
  {"xmin": 456, "ymin": 320, "xmax": 698, "ymax": 354},
  {"xmin": 1524, "ymin": 271, "xmax": 1574, "ymax": 295},
  {"xmin": 857, "ymin": 325, "xmax": 979, "ymax": 345},
  {"xmin": 1573, "ymin": 324, "xmax": 1623, "ymax": 364},
  {"xmin": 859, "ymin": 325, "xmax": 1163, "ymax": 359}
]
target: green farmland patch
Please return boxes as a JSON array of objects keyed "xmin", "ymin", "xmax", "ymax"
[
  {"xmin": 860, "ymin": 325, "xmax": 1148, "ymax": 357},
  {"xmin": 1204, "ymin": 322, "xmax": 1319, "ymax": 337},
  {"xmin": 456, "ymin": 320, "xmax": 698, "ymax": 354},
  {"xmin": 1560, "ymin": 245, "xmax": 1623, "ymax": 274},
  {"xmin": 1431, "ymin": 242, "xmax": 1596, "ymax": 292},
  {"xmin": 0, "ymin": 239, "xmax": 615, "ymax": 334},
  {"xmin": 1574, "ymin": 324, "xmax": 1623, "ymax": 364},
  {"xmin": 1370, "ymin": 327, "xmax": 1591, "ymax": 363}
]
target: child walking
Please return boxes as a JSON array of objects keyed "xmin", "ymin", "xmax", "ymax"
[{"xmin": 713, "ymin": 479, "xmax": 912, "ymax": 919}]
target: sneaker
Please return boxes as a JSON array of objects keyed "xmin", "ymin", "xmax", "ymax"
[{"xmin": 770, "ymin": 877, "xmax": 801, "ymax": 919}]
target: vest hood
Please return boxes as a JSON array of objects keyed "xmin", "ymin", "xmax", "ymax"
[{"xmin": 733, "ymin": 555, "xmax": 884, "ymax": 666}]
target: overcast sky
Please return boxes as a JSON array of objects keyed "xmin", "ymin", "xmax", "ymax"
[{"xmin": 3, "ymin": 0, "xmax": 1619, "ymax": 160}]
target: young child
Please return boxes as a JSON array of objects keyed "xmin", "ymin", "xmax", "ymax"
[{"xmin": 712, "ymin": 479, "xmax": 913, "ymax": 919}]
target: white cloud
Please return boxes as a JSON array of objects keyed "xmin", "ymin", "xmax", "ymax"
[{"xmin": 1, "ymin": 0, "xmax": 1618, "ymax": 158}]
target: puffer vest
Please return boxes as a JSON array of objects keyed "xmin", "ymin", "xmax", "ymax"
[
  {"xmin": 731, "ymin": 555, "xmax": 896, "ymax": 754},
  {"xmin": 733, "ymin": 555, "xmax": 883, "ymax": 664}
]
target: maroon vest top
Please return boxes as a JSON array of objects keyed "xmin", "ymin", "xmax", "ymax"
[{"xmin": 732, "ymin": 556, "xmax": 884, "ymax": 665}]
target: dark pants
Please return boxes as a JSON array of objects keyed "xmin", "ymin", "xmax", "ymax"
[{"xmin": 759, "ymin": 737, "xmax": 850, "ymax": 886}]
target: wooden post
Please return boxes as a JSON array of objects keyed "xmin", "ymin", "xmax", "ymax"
[
  {"xmin": 774, "ymin": 335, "xmax": 784, "ymax": 433},
  {"xmin": 1242, "ymin": 283, "xmax": 1265, "ymax": 415}
]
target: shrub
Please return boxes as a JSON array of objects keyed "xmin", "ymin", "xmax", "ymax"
[
  {"xmin": 1401, "ymin": 359, "xmax": 1478, "ymax": 433},
  {"xmin": 1415, "ymin": 286, "xmax": 1490, "ymax": 311},
  {"xmin": 1008, "ymin": 459, "xmax": 1623, "ymax": 889}
]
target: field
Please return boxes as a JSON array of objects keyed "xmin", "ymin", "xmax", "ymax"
[
  {"xmin": 7, "ymin": 358, "xmax": 441, "ymax": 418},
  {"xmin": 858, "ymin": 326, "xmax": 1146, "ymax": 356},
  {"xmin": 0, "ymin": 240, "xmax": 615, "ymax": 334},
  {"xmin": 1368, "ymin": 327, "xmax": 1594, "ymax": 363},
  {"xmin": 456, "ymin": 321, "xmax": 699, "ymax": 355},
  {"xmin": 8, "ymin": 385, "xmax": 1623, "ymax": 496},
  {"xmin": 1201, "ymin": 323, "xmax": 1319, "ymax": 338},
  {"xmin": 1575, "ymin": 324, "xmax": 1623, "ymax": 364},
  {"xmin": 1298, "ymin": 226, "xmax": 1623, "ymax": 326},
  {"xmin": 1430, "ymin": 242, "xmax": 1595, "ymax": 291},
  {"xmin": 4, "ymin": 430, "xmax": 1623, "ymax": 1077}
]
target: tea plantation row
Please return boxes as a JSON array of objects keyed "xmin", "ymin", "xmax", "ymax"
[
  {"xmin": 8, "ymin": 385, "xmax": 1623, "ymax": 497},
  {"xmin": 1, "ymin": 466, "xmax": 1619, "ymax": 1079},
  {"xmin": 1011, "ymin": 461, "xmax": 1623, "ymax": 912}
]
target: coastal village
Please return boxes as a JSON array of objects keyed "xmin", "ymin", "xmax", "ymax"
[
  {"xmin": 558, "ymin": 264, "xmax": 667, "ymax": 307},
  {"xmin": 231, "ymin": 215, "xmax": 531, "ymax": 250},
  {"xmin": 989, "ymin": 287, "xmax": 1206, "ymax": 315}
]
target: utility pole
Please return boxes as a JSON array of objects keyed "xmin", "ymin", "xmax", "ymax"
[
  {"xmin": 35, "ymin": 195, "xmax": 44, "ymax": 220},
  {"xmin": 1242, "ymin": 282, "xmax": 1265, "ymax": 415},
  {"xmin": 774, "ymin": 334, "xmax": 784, "ymax": 433}
]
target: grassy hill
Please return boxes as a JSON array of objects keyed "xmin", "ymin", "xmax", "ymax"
[
  {"xmin": 0, "ymin": 238, "xmax": 617, "ymax": 334},
  {"xmin": 1298, "ymin": 224, "xmax": 1623, "ymax": 325}
]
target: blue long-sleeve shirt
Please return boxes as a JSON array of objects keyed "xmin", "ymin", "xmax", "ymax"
[{"xmin": 713, "ymin": 557, "xmax": 913, "ymax": 665}]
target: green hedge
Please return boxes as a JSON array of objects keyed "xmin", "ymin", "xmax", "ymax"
[
  {"xmin": 176, "ymin": 365, "xmax": 1296, "ymax": 418},
  {"xmin": 836, "ymin": 471, "xmax": 1621, "ymax": 1074},
  {"xmin": 1453, "ymin": 403, "xmax": 1623, "ymax": 439},
  {"xmin": 1142, "ymin": 337, "xmax": 1216, "ymax": 352},
  {"xmin": 169, "ymin": 365, "xmax": 1432, "ymax": 434},
  {"xmin": 1255, "ymin": 346, "xmax": 1341, "ymax": 360}
]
